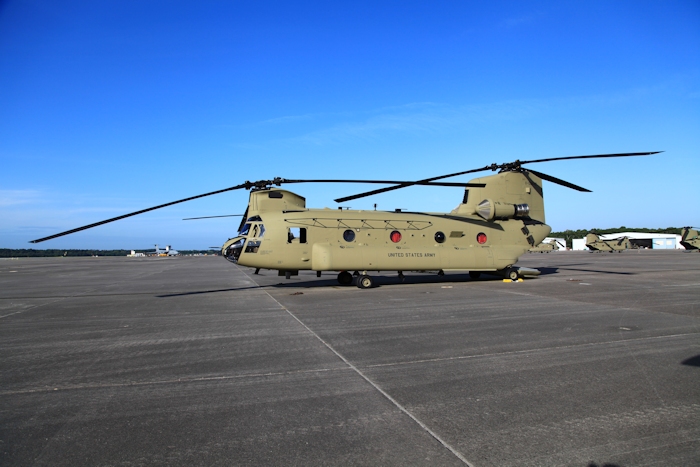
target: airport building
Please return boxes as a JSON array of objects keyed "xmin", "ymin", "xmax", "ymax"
[{"xmin": 572, "ymin": 232, "xmax": 684, "ymax": 250}]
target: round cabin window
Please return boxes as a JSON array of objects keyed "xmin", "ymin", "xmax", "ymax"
[
  {"xmin": 435, "ymin": 231, "xmax": 446, "ymax": 243},
  {"xmin": 343, "ymin": 229, "xmax": 356, "ymax": 242},
  {"xmin": 390, "ymin": 231, "xmax": 402, "ymax": 243},
  {"xmin": 477, "ymin": 232, "xmax": 487, "ymax": 244}
]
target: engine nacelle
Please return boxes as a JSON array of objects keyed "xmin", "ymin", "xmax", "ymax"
[{"xmin": 476, "ymin": 199, "xmax": 529, "ymax": 221}]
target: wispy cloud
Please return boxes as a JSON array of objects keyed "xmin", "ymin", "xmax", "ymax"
[
  {"xmin": 498, "ymin": 8, "xmax": 549, "ymax": 30},
  {"xmin": 229, "ymin": 78, "xmax": 684, "ymax": 149},
  {"xmin": 287, "ymin": 100, "xmax": 548, "ymax": 146},
  {"xmin": 499, "ymin": 14, "xmax": 537, "ymax": 29},
  {"xmin": 0, "ymin": 190, "xmax": 42, "ymax": 207}
]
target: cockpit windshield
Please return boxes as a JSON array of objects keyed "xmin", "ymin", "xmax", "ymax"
[{"xmin": 241, "ymin": 223, "xmax": 265, "ymax": 238}]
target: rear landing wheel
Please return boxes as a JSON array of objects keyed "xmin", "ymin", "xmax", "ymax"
[
  {"xmin": 506, "ymin": 268, "xmax": 519, "ymax": 281},
  {"xmin": 357, "ymin": 275, "xmax": 374, "ymax": 289},
  {"xmin": 337, "ymin": 271, "xmax": 353, "ymax": 286}
]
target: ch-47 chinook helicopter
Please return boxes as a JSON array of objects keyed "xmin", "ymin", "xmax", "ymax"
[
  {"xmin": 30, "ymin": 151, "xmax": 658, "ymax": 288},
  {"xmin": 680, "ymin": 227, "xmax": 700, "ymax": 251},
  {"xmin": 529, "ymin": 238, "xmax": 566, "ymax": 253},
  {"xmin": 585, "ymin": 232, "xmax": 631, "ymax": 252}
]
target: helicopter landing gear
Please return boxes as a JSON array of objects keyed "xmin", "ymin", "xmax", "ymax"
[
  {"xmin": 357, "ymin": 274, "xmax": 374, "ymax": 289},
  {"xmin": 505, "ymin": 268, "xmax": 519, "ymax": 281},
  {"xmin": 398, "ymin": 271, "xmax": 405, "ymax": 283},
  {"xmin": 469, "ymin": 271, "xmax": 481, "ymax": 279},
  {"xmin": 337, "ymin": 271, "xmax": 353, "ymax": 286}
]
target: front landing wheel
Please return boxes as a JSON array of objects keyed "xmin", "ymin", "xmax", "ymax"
[
  {"xmin": 506, "ymin": 268, "xmax": 519, "ymax": 281},
  {"xmin": 357, "ymin": 275, "xmax": 374, "ymax": 289}
]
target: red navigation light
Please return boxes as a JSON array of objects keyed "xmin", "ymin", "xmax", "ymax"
[
  {"xmin": 390, "ymin": 231, "xmax": 402, "ymax": 243},
  {"xmin": 477, "ymin": 232, "xmax": 487, "ymax": 244}
]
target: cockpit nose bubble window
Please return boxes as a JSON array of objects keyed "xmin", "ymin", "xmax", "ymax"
[
  {"xmin": 223, "ymin": 238, "xmax": 245, "ymax": 263},
  {"xmin": 343, "ymin": 229, "xmax": 355, "ymax": 242}
]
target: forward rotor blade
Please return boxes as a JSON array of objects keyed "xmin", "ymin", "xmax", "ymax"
[
  {"xmin": 237, "ymin": 206, "xmax": 249, "ymax": 233},
  {"xmin": 333, "ymin": 168, "xmax": 493, "ymax": 203},
  {"xmin": 520, "ymin": 151, "xmax": 661, "ymax": 165},
  {"xmin": 30, "ymin": 183, "xmax": 250, "ymax": 243},
  {"xmin": 527, "ymin": 169, "xmax": 591, "ymax": 192},
  {"xmin": 183, "ymin": 214, "xmax": 244, "ymax": 220},
  {"xmin": 283, "ymin": 179, "xmax": 485, "ymax": 188}
]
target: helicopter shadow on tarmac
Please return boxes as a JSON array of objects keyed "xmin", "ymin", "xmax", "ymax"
[
  {"xmin": 681, "ymin": 355, "xmax": 700, "ymax": 368},
  {"xmin": 541, "ymin": 262, "xmax": 636, "ymax": 276},
  {"xmin": 157, "ymin": 264, "xmax": 635, "ymax": 297},
  {"xmin": 156, "ymin": 272, "xmax": 512, "ymax": 297}
]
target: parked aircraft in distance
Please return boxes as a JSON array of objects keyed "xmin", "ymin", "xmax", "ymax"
[
  {"xmin": 585, "ymin": 233, "xmax": 630, "ymax": 252},
  {"xmin": 154, "ymin": 245, "xmax": 179, "ymax": 256},
  {"xmin": 680, "ymin": 227, "xmax": 700, "ymax": 251}
]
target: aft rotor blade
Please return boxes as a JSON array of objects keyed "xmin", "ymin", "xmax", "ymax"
[
  {"xmin": 333, "ymin": 167, "xmax": 494, "ymax": 203},
  {"xmin": 183, "ymin": 214, "xmax": 244, "ymax": 220},
  {"xmin": 29, "ymin": 183, "xmax": 250, "ymax": 243},
  {"xmin": 520, "ymin": 151, "xmax": 661, "ymax": 165},
  {"xmin": 527, "ymin": 169, "xmax": 591, "ymax": 192}
]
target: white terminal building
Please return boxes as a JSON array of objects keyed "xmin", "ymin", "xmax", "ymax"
[{"xmin": 571, "ymin": 232, "xmax": 684, "ymax": 251}]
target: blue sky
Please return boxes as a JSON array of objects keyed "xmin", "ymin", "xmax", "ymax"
[{"xmin": 1, "ymin": 1, "xmax": 698, "ymax": 249}]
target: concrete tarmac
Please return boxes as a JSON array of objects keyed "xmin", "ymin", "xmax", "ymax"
[{"xmin": 1, "ymin": 251, "xmax": 699, "ymax": 466}]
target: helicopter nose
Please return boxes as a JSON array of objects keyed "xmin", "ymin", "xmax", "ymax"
[{"xmin": 528, "ymin": 223, "xmax": 551, "ymax": 246}]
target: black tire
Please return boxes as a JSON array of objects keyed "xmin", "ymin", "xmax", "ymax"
[
  {"xmin": 337, "ymin": 271, "xmax": 353, "ymax": 286},
  {"xmin": 507, "ymin": 269, "xmax": 519, "ymax": 281},
  {"xmin": 357, "ymin": 275, "xmax": 374, "ymax": 289}
]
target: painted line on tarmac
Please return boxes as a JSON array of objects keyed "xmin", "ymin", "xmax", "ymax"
[{"xmin": 256, "ymin": 283, "xmax": 475, "ymax": 466}]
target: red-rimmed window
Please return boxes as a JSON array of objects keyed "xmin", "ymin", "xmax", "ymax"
[
  {"xmin": 390, "ymin": 231, "xmax": 402, "ymax": 243},
  {"xmin": 476, "ymin": 232, "xmax": 487, "ymax": 244}
]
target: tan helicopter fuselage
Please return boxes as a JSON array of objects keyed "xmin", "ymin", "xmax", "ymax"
[
  {"xmin": 585, "ymin": 233, "xmax": 630, "ymax": 252},
  {"xmin": 680, "ymin": 227, "xmax": 700, "ymax": 251},
  {"xmin": 529, "ymin": 239, "xmax": 559, "ymax": 253},
  {"xmin": 225, "ymin": 171, "xmax": 551, "ymax": 274}
]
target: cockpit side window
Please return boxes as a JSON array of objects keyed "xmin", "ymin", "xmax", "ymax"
[
  {"xmin": 250, "ymin": 224, "xmax": 265, "ymax": 238},
  {"xmin": 240, "ymin": 223, "xmax": 251, "ymax": 236}
]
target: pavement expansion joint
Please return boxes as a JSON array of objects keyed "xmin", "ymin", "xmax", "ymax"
[{"xmin": 247, "ymin": 269, "xmax": 476, "ymax": 467}]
